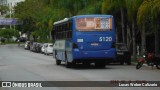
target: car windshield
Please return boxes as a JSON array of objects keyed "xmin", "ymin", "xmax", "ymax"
[{"xmin": 49, "ymin": 45, "xmax": 53, "ymax": 47}]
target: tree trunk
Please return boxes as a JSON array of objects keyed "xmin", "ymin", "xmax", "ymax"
[
  {"xmin": 27, "ymin": 31, "xmax": 30, "ymax": 41},
  {"xmin": 120, "ymin": 8, "xmax": 125, "ymax": 43},
  {"xmin": 127, "ymin": 24, "xmax": 131, "ymax": 48},
  {"xmin": 155, "ymin": 29, "xmax": 160, "ymax": 55},
  {"xmin": 141, "ymin": 22, "xmax": 146, "ymax": 55},
  {"xmin": 132, "ymin": 20, "xmax": 136, "ymax": 61}
]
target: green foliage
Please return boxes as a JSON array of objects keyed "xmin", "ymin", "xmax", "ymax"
[
  {"xmin": 137, "ymin": 0, "xmax": 151, "ymax": 26},
  {"xmin": 0, "ymin": 29, "xmax": 19, "ymax": 39},
  {"xmin": 0, "ymin": 5, "xmax": 9, "ymax": 14},
  {"xmin": 13, "ymin": 0, "xmax": 160, "ymax": 44},
  {"xmin": 125, "ymin": 0, "xmax": 143, "ymax": 21},
  {"xmin": 78, "ymin": 0, "xmax": 102, "ymax": 14},
  {"xmin": 137, "ymin": 0, "xmax": 160, "ymax": 28}
]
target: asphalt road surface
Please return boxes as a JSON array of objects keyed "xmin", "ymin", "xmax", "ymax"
[{"xmin": 0, "ymin": 44, "xmax": 160, "ymax": 90}]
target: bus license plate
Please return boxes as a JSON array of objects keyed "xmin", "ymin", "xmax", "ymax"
[{"xmin": 91, "ymin": 43, "xmax": 98, "ymax": 46}]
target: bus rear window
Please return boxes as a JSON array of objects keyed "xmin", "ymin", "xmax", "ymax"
[{"xmin": 76, "ymin": 18, "xmax": 112, "ymax": 31}]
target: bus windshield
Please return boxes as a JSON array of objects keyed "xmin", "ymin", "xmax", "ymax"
[{"xmin": 76, "ymin": 17, "xmax": 112, "ymax": 31}]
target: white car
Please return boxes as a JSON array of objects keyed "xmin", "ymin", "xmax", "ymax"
[
  {"xmin": 44, "ymin": 43, "xmax": 53, "ymax": 55},
  {"xmin": 41, "ymin": 43, "xmax": 48, "ymax": 53}
]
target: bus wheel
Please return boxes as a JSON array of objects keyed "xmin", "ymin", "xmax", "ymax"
[
  {"xmin": 65, "ymin": 60, "xmax": 72, "ymax": 68},
  {"xmin": 55, "ymin": 51, "xmax": 61, "ymax": 65},
  {"xmin": 56, "ymin": 59, "xmax": 61, "ymax": 65},
  {"xmin": 95, "ymin": 62, "xmax": 106, "ymax": 68}
]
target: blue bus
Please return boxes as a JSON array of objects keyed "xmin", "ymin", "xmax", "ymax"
[{"xmin": 52, "ymin": 15, "xmax": 116, "ymax": 68}]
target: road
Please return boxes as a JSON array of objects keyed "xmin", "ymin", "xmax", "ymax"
[{"xmin": 0, "ymin": 44, "xmax": 160, "ymax": 90}]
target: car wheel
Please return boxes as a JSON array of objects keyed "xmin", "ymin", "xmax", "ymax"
[
  {"xmin": 127, "ymin": 61, "xmax": 131, "ymax": 65},
  {"xmin": 120, "ymin": 61, "xmax": 124, "ymax": 65}
]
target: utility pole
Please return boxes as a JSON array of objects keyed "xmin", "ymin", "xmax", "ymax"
[{"xmin": 9, "ymin": 2, "xmax": 12, "ymax": 29}]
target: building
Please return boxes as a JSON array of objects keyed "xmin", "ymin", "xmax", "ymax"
[
  {"xmin": 0, "ymin": 0, "xmax": 7, "ymax": 17},
  {"xmin": 0, "ymin": 0, "xmax": 25, "ymax": 18},
  {"xmin": 0, "ymin": 0, "xmax": 7, "ymax": 5}
]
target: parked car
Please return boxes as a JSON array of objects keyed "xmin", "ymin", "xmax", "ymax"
[
  {"xmin": 44, "ymin": 43, "xmax": 53, "ymax": 55},
  {"xmin": 41, "ymin": 43, "xmax": 48, "ymax": 53},
  {"xmin": 35, "ymin": 43, "xmax": 43, "ymax": 53},
  {"xmin": 24, "ymin": 41, "xmax": 31, "ymax": 50},
  {"xmin": 30, "ymin": 42, "xmax": 37, "ymax": 52},
  {"xmin": 116, "ymin": 43, "xmax": 131, "ymax": 65},
  {"xmin": 16, "ymin": 37, "xmax": 26, "ymax": 43}
]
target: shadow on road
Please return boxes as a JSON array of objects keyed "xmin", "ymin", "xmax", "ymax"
[{"xmin": 57, "ymin": 63, "xmax": 113, "ymax": 70}]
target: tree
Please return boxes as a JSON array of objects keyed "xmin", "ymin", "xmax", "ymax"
[
  {"xmin": 137, "ymin": 0, "xmax": 160, "ymax": 55},
  {"xmin": 14, "ymin": 0, "xmax": 48, "ymax": 41},
  {"xmin": 152, "ymin": 0, "xmax": 160, "ymax": 55},
  {"xmin": 137, "ymin": 0, "xmax": 152, "ymax": 54},
  {"xmin": 102, "ymin": 0, "xmax": 127, "ymax": 43},
  {"xmin": 0, "ymin": 29, "xmax": 19, "ymax": 41},
  {"xmin": 125, "ymin": 0, "xmax": 143, "ymax": 60},
  {"xmin": 0, "ymin": 5, "xmax": 9, "ymax": 15},
  {"xmin": 78, "ymin": 0, "xmax": 102, "ymax": 14}
]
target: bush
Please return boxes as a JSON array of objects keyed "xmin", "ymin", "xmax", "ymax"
[{"xmin": 0, "ymin": 28, "xmax": 19, "ymax": 42}]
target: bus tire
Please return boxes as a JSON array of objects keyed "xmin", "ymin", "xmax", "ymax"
[
  {"xmin": 65, "ymin": 60, "xmax": 72, "ymax": 68},
  {"xmin": 65, "ymin": 51, "xmax": 72, "ymax": 68},
  {"xmin": 56, "ymin": 59, "xmax": 61, "ymax": 65},
  {"xmin": 95, "ymin": 62, "xmax": 106, "ymax": 68},
  {"xmin": 55, "ymin": 51, "xmax": 61, "ymax": 65}
]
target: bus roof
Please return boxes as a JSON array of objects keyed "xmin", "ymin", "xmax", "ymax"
[
  {"xmin": 54, "ymin": 18, "xmax": 71, "ymax": 25},
  {"xmin": 73, "ymin": 15, "xmax": 113, "ymax": 18}
]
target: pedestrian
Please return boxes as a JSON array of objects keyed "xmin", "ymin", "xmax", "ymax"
[{"xmin": 17, "ymin": 39, "xmax": 20, "ymax": 46}]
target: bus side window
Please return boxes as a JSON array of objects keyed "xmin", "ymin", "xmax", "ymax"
[
  {"xmin": 64, "ymin": 23, "xmax": 67, "ymax": 39},
  {"xmin": 66, "ymin": 22, "xmax": 69, "ymax": 39},
  {"xmin": 58, "ymin": 25, "xmax": 60, "ymax": 39},
  {"xmin": 61, "ymin": 24, "xmax": 64, "ymax": 39},
  {"xmin": 56, "ymin": 26, "xmax": 58, "ymax": 39},
  {"xmin": 68, "ymin": 22, "xmax": 72, "ymax": 38},
  {"xmin": 53, "ymin": 26, "xmax": 56, "ymax": 40},
  {"xmin": 60, "ymin": 25, "xmax": 63, "ymax": 39},
  {"xmin": 63, "ymin": 24, "xmax": 66, "ymax": 39}
]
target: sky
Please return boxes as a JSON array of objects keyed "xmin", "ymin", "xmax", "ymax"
[{"xmin": 7, "ymin": 0, "xmax": 25, "ymax": 6}]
